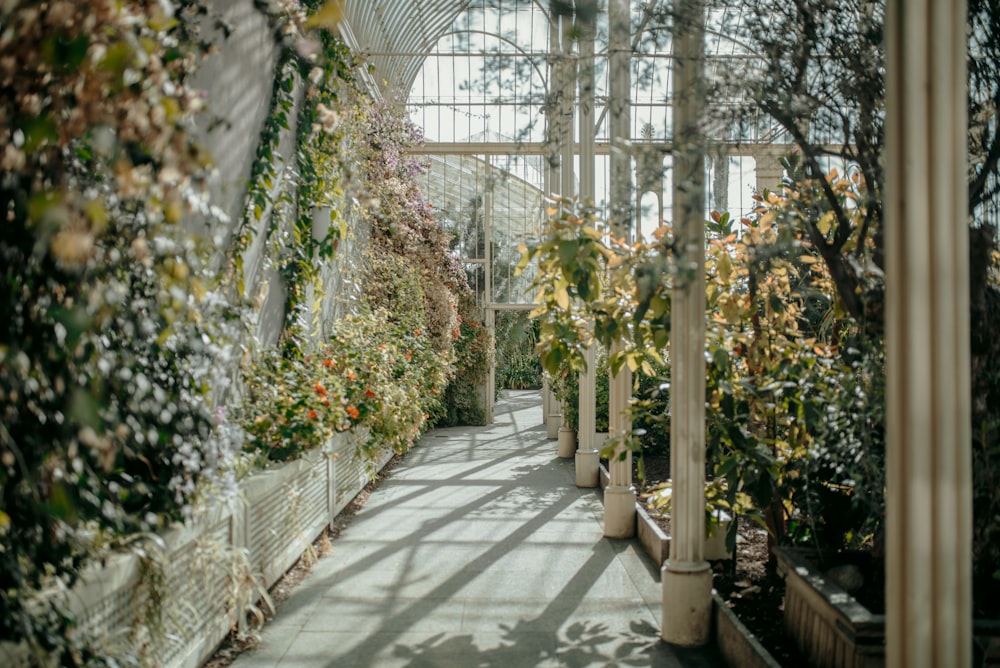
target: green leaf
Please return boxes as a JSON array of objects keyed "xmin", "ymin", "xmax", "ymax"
[
  {"xmin": 47, "ymin": 482, "xmax": 78, "ymax": 521},
  {"xmin": 43, "ymin": 33, "xmax": 90, "ymax": 70},
  {"xmin": 816, "ymin": 211, "xmax": 834, "ymax": 236},
  {"xmin": 21, "ymin": 116, "xmax": 59, "ymax": 154},
  {"xmin": 652, "ymin": 327, "xmax": 669, "ymax": 350},
  {"xmin": 716, "ymin": 457, "xmax": 738, "ymax": 477},
  {"xmin": 69, "ymin": 388, "xmax": 101, "ymax": 428}
]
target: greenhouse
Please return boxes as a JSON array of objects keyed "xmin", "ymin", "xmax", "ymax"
[{"xmin": 1, "ymin": 0, "xmax": 997, "ymax": 667}]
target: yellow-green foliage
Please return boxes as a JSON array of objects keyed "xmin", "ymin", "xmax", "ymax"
[{"xmin": 241, "ymin": 309, "xmax": 451, "ymax": 461}]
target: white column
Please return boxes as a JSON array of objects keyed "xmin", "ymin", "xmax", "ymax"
[
  {"xmin": 884, "ymin": 1, "xmax": 972, "ymax": 666},
  {"xmin": 661, "ymin": 0, "xmax": 711, "ymax": 646},
  {"xmin": 544, "ymin": 17, "xmax": 563, "ymax": 440},
  {"xmin": 485, "ymin": 307, "xmax": 495, "ymax": 424},
  {"xmin": 576, "ymin": 344, "xmax": 599, "ymax": 486},
  {"xmin": 711, "ymin": 153, "xmax": 729, "ymax": 215},
  {"xmin": 603, "ymin": 0, "xmax": 636, "ymax": 539},
  {"xmin": 546, "ymin": 18, "xmax": 561, "ymax": 199},
  {"xmin": 575, "ymin": 9, "xmax": 600, "ymax": 488},
  {"xmin": 577, "ymin": 15, "xmax": 596, "ymax": 204},
  {"xmin": 554, "ymin": 13, "xmax": 578, "ymax": 457},
  {"xmin": 752, "ymin": 147, "xmax": 784, "ymax": 195},
  {"xmin": 484, "ymin": 176, "xmax": 495, "ymax": 424},
  {"xmin": 559, "ymin": 13, "xmax": 575, "ymax": 200}
]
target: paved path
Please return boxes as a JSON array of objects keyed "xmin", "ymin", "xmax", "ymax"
[{"xmin": 231, "ymin": 391, "xmax": 724, "ymax": 668}]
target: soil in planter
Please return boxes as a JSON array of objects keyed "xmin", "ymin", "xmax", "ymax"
[{"xmin": 636, "ymin": 454, "xmax": 808, "ymax": 666}]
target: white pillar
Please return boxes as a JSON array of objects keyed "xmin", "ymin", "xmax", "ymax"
[
  {"xmin": 661, "ymin": 0, "xmax": 711, "ymax": 646},
  {"xmin": 603, "ymin": 0, "xmax": 635, "ymax": 539},
  {"xmin": 752, "ymin": 147, "xmax": 785, "ymax": 195},
  {"xmin": 543, "ymin": 17, "xmax": 564, "ymax": 440},
  {"xmin": 546, "ymin": 387, "xmax": 561, "ymax": 439},
  {"xmin": 576, "ymin": 11, "xmax": 600, "ymax": 488},
  {"xmin": 884, "ymin": 1, "xmax": 972, "ymax": 666},
  {"xmin": 546, "ymin": 18, "xmax": 561, "ymax": 200},
  {"xmin": 484, "ymin": 307, "xmax": 495, "ymax": 424},
  {"xmin": 577, "ymin": 14, "xmax": 596, "ymax": 205},
  {"xmin": 484, "ymin": 179, "xmax": 495, "ymax": 424},
  {"xmin": 576, "ymin": 343, "xmax": 600, "ymax": 486},
  {"xmin": 559, "ymin": 13, "xmax": 575, "ymax": 200}
]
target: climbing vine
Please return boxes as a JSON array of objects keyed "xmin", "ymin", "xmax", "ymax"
[{"xmin": 0, "ymin": 0, "xmax": 241, "ymax": 662}]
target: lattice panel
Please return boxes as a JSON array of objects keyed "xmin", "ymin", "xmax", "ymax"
[
  {"xmin": 74, "ymin": 558, "xmax": 142, "ymax": 661},
  {"xmin": 332, "ymin": 436, "xmax": 367, "ymax": 517},
  {"xmin": 156, "ymin": 517, "xmax": 232, "ymax": 666},
  {"xmin": 247, "ymin": 457, "xmax": 329, "ymax": 588},
  {"xmin": 6, "ymin": 433, "xmax": 396, "ymax": 666}
]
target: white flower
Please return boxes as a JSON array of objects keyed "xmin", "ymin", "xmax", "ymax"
[{"xmin": 315, "ymin": 103, "xmax": 339, "ymax": 133}]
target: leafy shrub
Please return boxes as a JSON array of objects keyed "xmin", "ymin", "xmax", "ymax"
[
  {"xmin": 703, "ymin": 185, "xmax": 885, "ymax": 557},
  {"xmin": 495, "ymin": 312, "xmax": 542, "ymax": 391},
  {"xmin": 433, "ymin": 292, "xmax": 494, "ymax": 427},
  {"xmin": 241, "ymin": 309, "xmax": 449, "ymax": 461},
  {"xmin": 355, "ymin": 101, "xmax": 489, "ymax": 425}
]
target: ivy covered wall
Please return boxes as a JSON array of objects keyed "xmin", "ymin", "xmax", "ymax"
[{"xmin": 0, "ymin": 0, "xmax": 490, "ymax": 663}]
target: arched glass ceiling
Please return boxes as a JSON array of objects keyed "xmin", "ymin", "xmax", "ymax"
[
  {"xmin": 344, "ymin": 1, "xmax": 793, "ymax": 305},
  {"xmin": 340, "ymin": 0, "xmax": 474, "ymax": 98},
  {"xmin": 401, "ymin": 1, "xmax": 552, "ymax": 145},
  {"xmin": 339, "ymin": 1, "xmax": 799, "ymax": 144},
  {"xmin": 401, "ymin": 1, "xmax": 786, "ymax": 146}
]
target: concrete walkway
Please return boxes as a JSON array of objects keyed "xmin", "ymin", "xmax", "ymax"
[{"xmin": 231, "ymin": 391, "xmax": 724, "ymax": 668}]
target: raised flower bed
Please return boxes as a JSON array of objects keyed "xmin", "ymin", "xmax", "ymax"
[
  {"xmin": 775, "ymin": 546, "xmax": 1000, "ymax": 668},
  {"xmin": 0, "ymin": 429, "xmax": 393, "ymax": 668}
]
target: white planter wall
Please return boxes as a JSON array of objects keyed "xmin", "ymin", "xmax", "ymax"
[{"xmin": 0, "ymin": 429, "xmax": 394, "ymax": 668}]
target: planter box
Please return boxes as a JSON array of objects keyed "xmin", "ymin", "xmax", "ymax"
[
  {"xmin": 776, "ymin": 546, "xmax": 1000, "ymax": 668},
  {"xmin": 242, "ymin": 448, "xmax": 331, "ymax": 588},
  {"xmin": 713, "ymin": 592, "xmax": 784, "ymax": 668},
  {"xmin": 774, "ymin": 546, "xmax": 884, "ymax": 668},
  {"xmin": 2, "ymin": 427, "xmax": 394, "ymax": 668},
  {"xmin": 637, "ymin": 502, "xmax": 670, "ymax": 565},
  {"xmin": 595, "ymin": 464, "xmax": 783, "ymax": 667},
  {"xmin": 2, "ymin": 505, "xmax": 236, "ymax": 668}
]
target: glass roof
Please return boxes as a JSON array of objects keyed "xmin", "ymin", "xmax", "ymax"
[
  {"xmin": 340, "ymin": 0, "xmax": 475, "ymax": 98},
  {"xmin": 339, "ymin": 1, "xmax": 788, "ymax": 306}
]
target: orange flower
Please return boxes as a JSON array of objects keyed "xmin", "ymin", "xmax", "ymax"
[
  {"xmin": 346, "ymin": 405, "xmax": 360, "ymax": 420},
  {"xmin": 365, "ymin": 390, "xmax": 376, "ymax": 398},
  {"xmin": 313, "ymin": 382, "xmax": 327, "ymax": 397},
  {"xmin": 308, "ymin": 409, "xmax": 318, "ymax": 420},
  {"xmin": 347, "ymin": 371, "xmax": 356, "ymax": 381},
  {"xmin": 404, "ymin": 351, "xmax": 412, "ymax": 361},
  {"xmin": 322, "ymin": 358, "xmax": 333, "ymax": 368},
  {"xmin": 414, "ymin": 328, "xmax": 421, "ymax": 335},
  {"xmin": 451, "ymin": 328, "xmax": 460, "ymax": 338}
]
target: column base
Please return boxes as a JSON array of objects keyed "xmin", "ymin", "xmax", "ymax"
[
  {"xmin": 575, "ymin": 449, "xmax": 599, "ymax": 487},
  {"xmin": 557, "ymin": 426, "xmax": 576, "ymax": 458},
  {"xmin": 603, "ymin": 485, "xmax": 636, "ymax": 538},
  {"xmin": 661, "ymin": 559, "xmax": 713, "ymax": 646}
]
